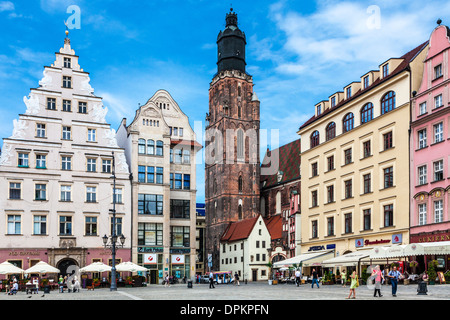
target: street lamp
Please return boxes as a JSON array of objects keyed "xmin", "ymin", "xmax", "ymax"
[{"xmin": 102, "ymin": 151, "xmax": 126, "ymax": 291}]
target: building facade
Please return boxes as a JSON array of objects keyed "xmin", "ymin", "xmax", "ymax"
[
  {"xmin": 116, "ymin": 89, "xmax": 201, "ymax": 283},
  {"xmin": 195, "ymin": 203, "xmax": 206, "ymax": 275},
  {"xmin": 205, "ymin": 9, "xmax": 261, "ymax": 271},
  {"xmin": 297, "ymin": 42, "xmax": 428, "ymax": 267},
  {"xmin": 0, "ymin": 35, "xmax": 131, "ymax": 274},
  {"xmin": 410, "ymin": 24, "xmax": 450, "ymax": 270}
]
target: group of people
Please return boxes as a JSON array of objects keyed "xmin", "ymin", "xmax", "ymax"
[
  {"xmin": 6, "ymin": 276, "xmax": 19, "ymax": 295},
  {"xmin": 58, "ymin": 274, "xmax": 81, "ymax": 293}
]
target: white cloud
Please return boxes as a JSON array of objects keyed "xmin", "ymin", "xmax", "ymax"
[{"xmin": 0, "ymin": 1, "xmax": 14, "ymax": 12}]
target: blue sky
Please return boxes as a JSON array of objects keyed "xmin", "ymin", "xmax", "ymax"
[{"xmin": 1, "ymin": 0, "xmax": 449, "ymax": 202}]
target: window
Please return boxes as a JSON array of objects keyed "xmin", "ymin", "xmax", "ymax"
[
  {"xmin": 344, "ymin": 213, "xmax": 352, "ymax": 233},
  {"xmin": 179, "ymin": 128, "xmax": 183, "ymax": 137},
  {"xmin": 174, "ymin": 173, "xmax": 182, "ymax": 190},
  {"xmin": 381, "ymin": 91, "xmax": 396, "ymax": 114},
  {"xmin": 147, "ymin": 140, "xmax": 155, "ymax": 155},
  {"xmin": 87, "ymin": 129, "xmax": 96, "ymax": 142},
  {"xmin": 363, "ymin": 140, "xmax": 371, "ymax": 158},
  {"xmin": 61, "ymin": 156, "xmax": 71, "ymax": 170},
  {"xmin": 311, "ymin": 220, "xmax": 318, "ymax": 238},
  {"xmin": 316, "ymin": 105, "xmax": 321, "ymax": 115},
  {"xmin": 434, "ymin": 64, "xmax": 442, "ymax": 79},
  {"xmin": 384, "ymin": 204, "xmax": 394, "ymax": 227},
  {"xmin": 310, "ymin": 131, "xmax": 320, "ymax": 148},
  {"xmin": 344, "ymin": 180, "xmax": 352, "ymax": 199},
  {"xmin": 78, "ymin": 102, "xmax": 87, "ymax": 113},
  {"xmin": 327, "ymin": 155, "xmax": 334, "ymax": 171},
  {"xmin": 137, "ymin": 165, "xmax": 146, "ymax": 183},
  {"xmin": 383, "ymin": 131, "xmax": 393, "ymax": 150},
  {"xmin": 138, "ymin": 194, "xmax": 163, "ymax": 215},
  {"xmin": 360, "ymin": 103, "xmax": 373, "ymax": 124},
  {"xmin": 156, "ymin": 140, "xmax": 164, "ymax": 156},
  {"xmin": 183, "ymin": 149, "xmax": 190, "ymax": 164},
  {"xmin": 35, "ymin": 184, "xmax": 46, "ymax": 200},
  {"xmin": 9, "ymin": 182, "xmax": 21, "ymax": 199},
  {"xmin": 62, "ymin": 76, "xmax": 72, "ymax": 88},
  {"xmin": 434, "ymin": 160, "xmax": 444, "ymax": 181},
  {"xmin": 62, "ymin": 126, "xmax": 71, "ymax": 140},
  {"xmin": 138, "ymin": 223, "xmax": 163, "ymax": 246},
  {"xmin": 326, "ymin": 122, "xmax": 336, "ymax": 141},
  {"xmin": 343, "ymin": 113, "xmax": 354, "ymax": 133},
  {"xmin": 156, "ymin": 167, "xmax": 163, "ymax": 184},
  {"xmin": 331, "ymin": 96, "xmax": 336, "ymax": 108},
  {"xmin": 327, "ymin": 185, "xmax": 334, "ymax": 203},
  {"xmin": 111, "ymin": 217, "xmax": 123, "ymax": 237},
  {"xmin": 327, "ymin": 217, "xmax": 334, "ymax": 236},
  {"xmin": 384, "ymin": 167, "xmax": 394, "ymax": 188},
  {"xmin": 60, "ymin": 185, "xmax": 71, "ymax": 202},
  {"xmin": 434, "ymin": 200, "xmax": 443, "ymax": 223},
  {"xmin": 363, "ymin": 76, "xmax": 369, "ymax": 89},
  {"xmin": 434, "ymin": 94, "xmax": 443, "ymax": 109},
  {"xmin": 33, "ymin": 215, "xmax": 46, "ymax": 235},
  {"xmin": 36, "ymin": 154, "xmax": 46, "ymax": 169},
  {"xmin": 62, "ymin": 100, "xmax": 71, "ymax": 112},
  {"xmin": 311, "ymin": 190, "xmax": 318, "ymax": 207},
  {"xmin": 7, "ymin": 215, "xmax": 21, "ymax": 234},
  {"xmin": 146, "ymin": 166, "xmax": 155, "ymax": 183},
  {"xmin": 346, "ymin": 87, "xmax": 352, "ymax": 99},
  {"xmin": 18, "ymin": 153, "xmax": 29, "ymax": 167},
  {"xmin": 382, "ymin": 64, "xmax": 389, "ymax": 77},
  {"xmin": 363, "ymin": 173, "xmax": 371, "ymax": 194},
  {"xmin": 311, "ymin": 162, "xmax": 318, "ymax": 177},
  {"xmin": 86, "ymin": 186, "xmax": 97, "ymax": 202},
  {"xmin": 363, "ymin": 209, "xmax": 371, "ymax": 230},
  {"xmin": 102, "ymin": 159, "xmax": 111, "ymax": 173},
  {"xmin": 138, "ymin": 139, "xmax": 146, "ymax": 154},
  {"xmin": 64, "ymin": 57, "xmax": 71, "ymax": 68},
  {"xmin": 174, "ymin": 149, "xmax": 182, "ymax": 164},
  {"xmin": 418, "ymin": 203, "xmax": 427, "ymax": 225},
  {"xmin": 418, "ymin": 129, "xmax": 427, "ymax": 149},
  {"xmin": 113, "ymin": 188, "xmax": 123, "ymax": 204},
  {"xmin": 433, "ymin": 122, "xmax": 443, "ymax": 143},
  {"xmin": 419, "ymin": 102, "xmax": 427, "ymax": 115},
  {"xmin": 47, "ymin": 98, "xmax": 56, "ymax": 110},
  {"xmin": 184, "ymin": 174, "xmax": 191, "ymax": 190},
  {"xmin": 173, "ymin": 127, "xmax": 178, "ymax": 136},
  {"xmin": 237, "ymin": 130, "xmax": 244, "ymax": 160},
  {"xmin": 171, "ymin": 226, "xmax": 190, "ymax": 247},
  {"xmin": 170, "ymin": 200, "xmax": 190, "ymax": 219},
  {"xmin": 85, "ymin": 217, "xmax": 97, "ymax": 236},
  {"xmin": 344, "ymin": 148, "xmax": 352, "ymax": 165},
  {"xmin": 418, "ymin": 165, "xmax": 427, "ymax": 185},
  {"xmin": 36, "ymin": 123, "xmax": 46, "ymax": 138},
  {"xmin": 59, "ymin": 216, "xmax": 72, "ymax": 235},
  {"xmin": 87, "ymin": 158, "xmax": 96, "ymax": 172}
]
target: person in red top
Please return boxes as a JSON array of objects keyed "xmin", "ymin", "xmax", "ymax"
[{"xmin": 372, "ymin": 265, "xmax": 384, "ymax": 297}]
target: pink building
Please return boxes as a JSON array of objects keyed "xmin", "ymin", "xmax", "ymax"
[{"xmin": 410, "ymin": 24, "xmax": 450, "ymax": 270}]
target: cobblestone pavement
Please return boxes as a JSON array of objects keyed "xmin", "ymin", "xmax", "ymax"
[{"xmin": 0, "ymin": 281, "xmax": 449, "ymax": 300}]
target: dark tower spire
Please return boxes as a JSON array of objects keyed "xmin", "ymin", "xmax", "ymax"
[{"xmin": 217, "ymin": 8, "xmax": 247, "ymax": 73}]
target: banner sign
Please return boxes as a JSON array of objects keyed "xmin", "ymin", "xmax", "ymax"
[
  {"xmin": 144, "ymin": 254, "xmax": 157, "ymax": 265},
  {"xmin": 172, "ymin": 255, "xmax": 185, "ymax": 264}
]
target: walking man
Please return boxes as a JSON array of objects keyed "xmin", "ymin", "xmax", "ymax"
[
  {"xmin": 209, "ymin": 272, "xmax": 215, "ymax": 289},
  {"xmin": 234, "ymin": 272, "xmax": 240, "ymax": 286},
  {"xmin": 295, "ymin": 269, "xmax": 301, "ymax": 287},
  {"xmin": 388, "ymin": 265, "xmax": 401, "ymax": 297},
  {"xmin": 311, "ymin": 268, "xmax": 319, "ymax": 289}
]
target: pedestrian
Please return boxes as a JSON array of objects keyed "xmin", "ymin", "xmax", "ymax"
[
  {"xmin": 234, "ymin": 272, "xmax": 240, "ymax": 286},
  {"xmin": 372, "ymin": 265, "xmax": 384, "ymax": 297},
  {"xmin": 341, "ymin": 269, "xmax": 347, "ymax": 287},
  {"xmin": 58, "ymin": 275, "xmax": 64, "ymax": 293},
  {"xmin": 388, "ymin": 265, "xmax": 401, "ymax": 297},
  {"xmin": 164, "ymin": 273, "xmax": 170, "ymax": 287},
  {"xmin": 295, "ymin": 269, "xmax": 301, "ymax": 287},
  {"xmin": 346, "ymin": 270, "xmax": 358, "ymax": 299},
  {"xmin": 311, "ymin": 268, "xmax": 319, "ymax": 288},
  {"xmin": 209, "ymin": 272, "xmax": 215, "ymax": 289}
]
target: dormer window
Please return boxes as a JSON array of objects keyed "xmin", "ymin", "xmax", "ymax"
[
  {"xmin": 316, "ymin": 105, "xmax": 321, "ymax": 116},
  {"xmin": 363, "ymin": 75, "xmax": 369, "ymax": 89},
  {"xmin": 346, "ymin": 87, "xmax": 352, "ymax": 99},
  {"xmin": 434, "ymin": 64, "xmax": 442, "ymax": 79},
  {"xmin": 382, "ymin": 64, "xmax": 389, "ymax": 77},
  {"xmin": 64, "ymin": 57, "xmax": 71, "ymax": 69},
  {"xmin": 331, "ymin": 96, "xmax": 336, "ymax": 108}
]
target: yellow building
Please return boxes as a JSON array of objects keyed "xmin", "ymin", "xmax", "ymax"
[{"xmin": 297, "ymin": 42, "xmax": 428, "ymax": 267}]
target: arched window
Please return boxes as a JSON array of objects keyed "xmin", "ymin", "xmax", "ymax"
[
  {"xmin": 237, "ymin": 129, "xmax": 244, "ymax": 161},
  {"xmin": 326, "ymin": 122, "xmax": 336, "ymax": 141},
  {"xmin": 310, "ymin": 130, "xmax": 320, "ymax": 148},
  {"xmin": 147, "ymin": 139, "xmax": 155, "ymax": 155},
  {"xmin": 381, "ymin": 91, "xmax": 396, "ymax": 114},
  {"xmin": 238, "ymin": 205, "xmax": 243, "ymax": 220},
  {"xmin": 156, "ymin": 140, "xmax": 163, "ymax": 156},
  {"xmin": 238, "ymin": 176, "xmax": 243, "ymax": 192},
  {"xmin": 343, "ymin": 113, "xmax": 354, "ymax": 133},
  {"xmin": 360, "ymin": 103, "xmax": 373, "ymax": 124},
  {"xmin": 138, "ymin": 139, "xmax": 146, "ymax": 154}
]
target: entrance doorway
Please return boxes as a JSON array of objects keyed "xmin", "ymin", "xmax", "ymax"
[
  {"xmin": 149, "ymin": 270, "xmax": 159, "ymax": 284},
  {"xmin": 252, "ymin": 269, "xmax": 258, "ymax": 281},
  {"xmin": 57, "ymin": 259, "xmax": 78, "ymax": 277}
]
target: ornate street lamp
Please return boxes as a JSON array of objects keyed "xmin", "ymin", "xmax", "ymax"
[{"xmin": 102, "ymin": 151, "xmax": 126, "ymax": 291}]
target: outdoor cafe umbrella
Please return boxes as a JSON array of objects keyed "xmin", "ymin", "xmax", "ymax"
[
  {"xmin": 24, "ymin": 261, "xmax": 60, "ymax": 274},
  {"xmin": 115, "ymin": 261, "xmax": 148, "ymax": 273},
  {"xmin": 0, "ymin": 261, "xmax": 24, "ymax": 275},
  {"xmin": 79, "ymin": 262, "xmax": 112, "ymax": 273}
]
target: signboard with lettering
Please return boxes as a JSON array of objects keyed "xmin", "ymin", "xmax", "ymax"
[
  {"xmin": 171, "ymin": 255, "xmax": 185, "ymax": 265},
  {"xmin": 143, "ymin": 253, "xmax": 157, "ymax": 265}
]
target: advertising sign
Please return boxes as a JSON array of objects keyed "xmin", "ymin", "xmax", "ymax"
[
  {"xmin": 172, "ymin": 255, "xmax": 185, "ymax": 264},
  {"xmin": 144, "ymin": 253, "xmax": 157, "ymax": 265},
  {"xmin": 355, "ymin": 238, "xmax": 364, "ymax": 248}
]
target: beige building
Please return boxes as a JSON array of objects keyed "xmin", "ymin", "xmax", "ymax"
[
  {"xmin": 297, "ymin": 42, "xmax": 428, "ymax": 269},
  {"xmin": 116, "ymin": 90, "xmax": 201, "ymax": 283}
]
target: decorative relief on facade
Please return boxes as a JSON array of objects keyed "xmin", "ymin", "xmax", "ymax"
[
  {"xmin": 92, "ymin": 102, "xmax": 107, "ymax": 123},
  {"xmin": 116, "ymin": 152, "xmax": 129, "ymax": 173},
  {"xmin": 11, "ymin": 119, "xmax": 28, "ymax": 139},
  {"xmin": 23, "ymin": 94, "xmax": 40, "ymax": 115},
  {"xmin": 104, "ymin": 128, "xmax": 119, "ymax": 148},
  {"xmin": 0, "ymin": 143, "xmax": 13, "ymax": 166},
  {"xmin": 81, "ymin": 76, "xmax": 94, "ymax": 95},
  {"xmin": 38, "ymin": 69, "xmax": 52, "ymax": 88}
]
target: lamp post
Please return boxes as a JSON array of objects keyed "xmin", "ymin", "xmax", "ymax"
[{"xmin": 102, "ymin": 151, "xmax": 126, "ymax": 291}]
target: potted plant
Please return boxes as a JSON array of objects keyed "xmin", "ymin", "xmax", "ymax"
[
  {"xmin": 93, "ymin": 278, "xmax": 100, "ymax": 287},
  {"xmin": 409, "ymin": 260, "xmax": 418, "ymax": 274},
  {"xmin": 125, "ymin": 276, "xmax": 133, "ymax": 287},
  {"xmin": 427, "ymin": 260, "xmax": 438, "ymax": 285},
  {"xmin": 444, "ymin": 270, "xmax": 450, "ymax": 283},
  {"xmin": 266, "ymin": 262, "xmax": 274, "ymax": 285}
]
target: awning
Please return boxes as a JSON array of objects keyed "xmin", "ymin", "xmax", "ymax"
[
  {"xmin": 321, "ymin": 251, "xmax": 371, "ymax": 267},
  {"xmin": 368, "ymin": 245, "xmax": 408, "ymax": 259},
  {"xmin": 273, "ymin": 250, "xmax": 334, "ymax": 268},
  {"xmin": 403, "ymin": 241, "xmax": 450, "ymax": 256}
]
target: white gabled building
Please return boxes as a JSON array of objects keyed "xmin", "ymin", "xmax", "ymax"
[{"xmin": 0, "ymin": 34, "xmax": 131, "ymax": 275}]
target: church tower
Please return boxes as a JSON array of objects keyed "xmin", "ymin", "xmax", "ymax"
[{"xmin": 205, "ymin": 9, "xmax": 261, "ymax": 271}]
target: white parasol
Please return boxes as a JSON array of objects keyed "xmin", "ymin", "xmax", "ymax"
[
  {"xmin": 79, "ymin": 262, "xmax": 112, "ymax": 273},
  {"xmin": 0, "ymin": 261, "xmax": 25, "ymax": 275},
  {"xmin": 24, "ymin": 261, "xmax": 60, "ymax": 274},
  {"xmin": 115, "ymin": 261, "xmax": 148, "ymax": 273}
]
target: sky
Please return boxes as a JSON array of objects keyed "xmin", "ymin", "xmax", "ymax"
[{"xmin": 1, "ymin": 0, "xmax": 449, "ymax": 203}]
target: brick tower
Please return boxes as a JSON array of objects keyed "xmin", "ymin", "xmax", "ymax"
[{"xmin": 205, "ymin": 8, "xmax": 261, "ymax": 271}]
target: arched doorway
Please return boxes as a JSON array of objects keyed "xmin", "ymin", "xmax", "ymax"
[{"xmin": 57, "ymin": 258, "xmax": 78, "ymax": 277}]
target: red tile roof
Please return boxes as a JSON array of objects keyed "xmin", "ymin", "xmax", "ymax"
[
  {"xmin": 298, "ymin": 41, "xmax": 429, "ymax": 131},
  {"xmin": 264, "ymin": 214, "xmax": 282, "ymax": 240},
  {"xmin": 220, "ymin": 216, "xmax": 260, "ymax": 242}
]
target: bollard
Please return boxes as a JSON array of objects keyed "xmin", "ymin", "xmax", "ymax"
[
  {"xmin": 417, "ymin": 281, "xmax": 427, "ymax": 295},
  {"xmin": 187, "ymin": 280, "xmax": 193, "ymax": 288}
]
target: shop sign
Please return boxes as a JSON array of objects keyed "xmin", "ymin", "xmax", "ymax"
[
  {"xmin": 308, "ymin": 245, "xmax": 325, "ymax": 251},
  {"xmin": 143, "ymin": 254, "xmax": 157, "ymax": 265},
  {"xmin": 137, "ymin": 247, "xmax": 163, "ymax": 253},
  {"xmin": 355, "ymin": 239, "xmax": 364, "ymax": 248},
  {"xmin": 172, "ymin": 255, "xmax": 185, "ymax": 265},
  {"xmin": 411, "ymin": 232, "xmax": 450, "ymax": 243},
  {"xmin": 9, "ymin": 251, "xmax": 40, "ymax": 256},
  {"xmin": 392, "ymin": 234, "xmax": 402, "ymax": 244},
  {"xmin": 364, "ymin": 239, "xmax": 390, "ymax": 246}
]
